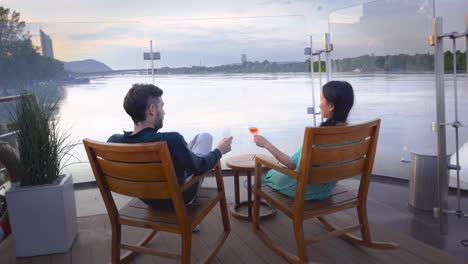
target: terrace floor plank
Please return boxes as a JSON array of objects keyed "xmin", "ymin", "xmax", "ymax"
[{"xmin": 0, "ymin": 201, "xmax": 466, "ymax": 264}]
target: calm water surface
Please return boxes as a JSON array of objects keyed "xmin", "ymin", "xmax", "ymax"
[{"xmin": 57, "ymin": 73, "xmax": 468, "ymax": 188}]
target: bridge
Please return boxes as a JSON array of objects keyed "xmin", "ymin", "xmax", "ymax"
[{"xmin": 71, "ymin": 68, "xmax": 152, "ymax": 78}]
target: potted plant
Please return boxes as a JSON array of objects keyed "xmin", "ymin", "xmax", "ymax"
[{"xmin": 5, "ymin": 94, "xmax": 78, "ymax": 257}]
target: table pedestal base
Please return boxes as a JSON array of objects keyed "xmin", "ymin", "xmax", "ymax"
[{"xmin": 230, "ymin": 201, "xmax": 276, "ymax": 221}]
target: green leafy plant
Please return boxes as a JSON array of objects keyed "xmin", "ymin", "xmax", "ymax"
[{"xmin": 9, "ymin": 94, "xmax": 77, "ymax": 186}]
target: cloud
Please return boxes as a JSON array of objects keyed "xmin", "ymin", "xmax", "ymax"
[
  {"xmin": 67, "ymin": 26, "xmax": 145, "ymax": 41},
  {"xmin": 257, "ymin": 0, "xmax": 292, "ymax": 6},
  {"xmin": 7, "ymin": 0, "xmax": 468, "ymax": 69},
  {"xmin": 25, "ymin": 13, "xmax": 307, "ymax": 69}
]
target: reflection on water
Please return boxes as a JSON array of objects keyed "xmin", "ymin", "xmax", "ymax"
[{"xmin": 55, "ymin": 73, "xmax": 468, "ymax": 186}]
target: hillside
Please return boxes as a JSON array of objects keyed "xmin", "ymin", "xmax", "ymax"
[{"xmin": 64, "ymin": 59, "xmax": 112, "ymax": 73}]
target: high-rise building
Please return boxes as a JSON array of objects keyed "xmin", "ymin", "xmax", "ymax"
[
  {"xmin": 241, "ymin": 54, "xmax": 247, "ymax": 65},
  {"xmin": 40, "ymin": 30, "xmax": 54, "ymax": 58}
]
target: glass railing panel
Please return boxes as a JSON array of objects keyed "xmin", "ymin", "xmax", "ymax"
[
  {"xmin": 5, "ymin": 1, "xmax": 466, "ymax": 186},
  {"xmin": 330, "ymin": 0, "xmax": 468, "ymax": 189},
  {"xmin": 22, "ymin": 21, "xmax": 147, "ymax": 182},
  {"xmin": 18, "ymin": 16, "xmax": 312, "ymax": 183},
  {"xmin": 329, "ymin": 0, "xmax": 437, "ymax": 180},
  {"xmin": 435, "ymin": 0, "xmax": 468, "ymax": 189}
]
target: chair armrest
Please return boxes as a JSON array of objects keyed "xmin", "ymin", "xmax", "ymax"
[
  {"xmin": 181, "ymin": 172, "xmax": 209, "ymax": 192},
  {"xmin": 255, "ymin": 157, "xmax": 298, "ymax": 179}
]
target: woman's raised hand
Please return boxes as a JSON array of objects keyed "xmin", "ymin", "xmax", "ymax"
[{"xmin": 253, "ymin": 135, "xmax": 271, "ymax": 149}]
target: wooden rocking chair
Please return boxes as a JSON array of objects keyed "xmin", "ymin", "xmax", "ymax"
[
  {"xmin": 83, "ymin": 139, "xmax": 230, "ymax": 264},
  {"xmin": 252, "ymin": 119, "xmax": 398, "ymax": 263}
]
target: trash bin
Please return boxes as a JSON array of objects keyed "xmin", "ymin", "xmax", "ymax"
[{"xmin": 408, "ymin": 152, "xmax": 449, "ymax": 211}]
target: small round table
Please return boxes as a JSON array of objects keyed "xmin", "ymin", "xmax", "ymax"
[{"xmin": 226, "ymin": 154, "xmax": 277, "ymax": 220}]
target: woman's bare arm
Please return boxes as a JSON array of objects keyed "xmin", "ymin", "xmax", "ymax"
[{"xmin": 253, "ymin": 135, "xmax": 296, "ymax": 170}]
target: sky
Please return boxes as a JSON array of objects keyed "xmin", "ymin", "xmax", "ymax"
[{"xmin": 2, "ymin": 0, "xmax": 468, "ymax": 70}]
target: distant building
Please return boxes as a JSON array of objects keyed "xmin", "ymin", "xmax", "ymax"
[
  {"xmin": 40, "ymin": 29, "xmax": 54, "ymax": 58},
  {"xmin": 241, "ymin": 54, "xmax": 247, "ymax": 65}
]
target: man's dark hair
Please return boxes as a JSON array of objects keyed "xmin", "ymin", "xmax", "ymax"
[{"xmin": 123, "ymin": 83, "xmax": 163, "ymax": 124}]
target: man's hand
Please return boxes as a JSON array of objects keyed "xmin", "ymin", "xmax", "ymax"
[
  {"xmin": 253, "ymin": 135, "xmax": 271, "ymax": 149},
  {"xmin": 216, "ymin": 136, "xmax": 233, "ymax": 154}
]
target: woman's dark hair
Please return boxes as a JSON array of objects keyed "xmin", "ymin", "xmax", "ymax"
[
  {"xmin": 320, "ymin": 80, "xmax": 354, "ymax": 127},
  {"xmin": 123, "ymin": 83, "xmax": 163, "ymax": 124}
]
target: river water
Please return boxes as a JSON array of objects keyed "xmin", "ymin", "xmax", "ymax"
[{"xmin": 56, "ymin": 72, "xmax": 468, "ymax": 188}]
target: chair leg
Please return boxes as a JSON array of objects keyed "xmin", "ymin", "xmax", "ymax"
[
  {"xmin": 201, "ymin": 165, "xmax": 231, "ymax": 263},
  {"xmin": 252, "ymin": 189, "xmax": 261, "ymax": 231},
  {"xmin": 202, "ymin": 199, "xmax": 231, "ymax": 263},
  {"xmin": 253, "ymin": 192, "xmax": 303, "ymax": 263},
  {"xmin": 181, "ymin": 232, "xmax": 192, "ymax": 264},
  {"xmin": 293, "ymin": 220, "xmax": 307, "ymax": 263},
  {"xmin": 254, "ymin": 221, "xmax": 303, "ymax": 263},
  {"xmin": 111, "ymin": 224, "xmax": 121, "ymax": 264},
  {"xmin": 220, "ymin": 193, "xmax": 231, "ymax": 233},
  {"xmin": 357, "ymin": 204, "xmax": 371, "ymax": 242},
  {"xmin": 214, "ymin": 162, "xmax": 231, "ymax": 234}
]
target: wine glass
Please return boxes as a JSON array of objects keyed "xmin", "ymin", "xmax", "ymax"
[
  {"xmin": 222, "ymin": 127, "xmax": 231, "ymax": 138},
  {"xmin": 248, "ymin": 122, "xmax": 258, "ymax": 135}
]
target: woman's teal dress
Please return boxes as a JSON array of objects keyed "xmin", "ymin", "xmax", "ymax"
[{"xmin": 262, "ymin": 146, "xmax": 336, "ymax": 200}]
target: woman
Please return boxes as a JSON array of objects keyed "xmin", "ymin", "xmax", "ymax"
[{"xmin": 254, "ymin": 80, "xmax": 355, "ymax": 200}]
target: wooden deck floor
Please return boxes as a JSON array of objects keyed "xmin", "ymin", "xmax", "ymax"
[{"xmin": 0, "ymin": 202, "xmax": 465, "ymax": 264}]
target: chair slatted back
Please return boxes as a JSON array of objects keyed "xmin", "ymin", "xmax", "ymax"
[
  {"xmin": 298, "ymin": 119, "xmax": 381, "ymax": 187},
  {"xmin": 83, "ymin": 139, "xmax": 180, "ymax": 200}
]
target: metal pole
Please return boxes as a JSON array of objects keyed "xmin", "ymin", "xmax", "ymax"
[
  {"xmin": 434, "ymin": 17, "xmax": 449, "ymax": 235},
  {"xmin": 324, "ymin": 33, "xmax": 332, "ymax": 82},
  {"xmin": 318, "ymin": 53, "xmax": 322, "ymax": 90},
  {"xmin": 453, "ymin": 39, "xmax": 458, "ymax": 124},
  {"xmin": 310, "ymin": 36, "xmax": 317, "ymax": 126},
  {"xmin": 318, "ymin": 52, "xmax": 324, "ymax": 124},
  {"xmin": 150, "ymin": 40, "xmax": 155, "ymax": 84},
  {"xmin": 465, "ymin": 15, "xmax": 468, "ymax": 74},
  {"xmin": 451, "ymin": 36, "xmax": 462, "ymax": 216}
]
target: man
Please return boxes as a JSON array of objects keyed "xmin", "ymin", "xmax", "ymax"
[{"xmin": 108, "ymin": 83, "xmax": 233, "ymax": 209}]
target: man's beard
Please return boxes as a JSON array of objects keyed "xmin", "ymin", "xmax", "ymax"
[{"xmin": 153, "ymin": 116, "xmax": 163, "ymax": 130}]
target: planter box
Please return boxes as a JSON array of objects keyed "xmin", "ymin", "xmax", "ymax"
[{"xmin": 6, "ymin": 173, "xmax": 77, "ymax": 257}]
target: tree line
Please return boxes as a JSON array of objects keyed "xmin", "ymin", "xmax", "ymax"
[
  {"xmin": 158, "ymin": 60, "xmax": 308, "ymax": 74},
  {"xmin": 158, "ymin": 52, "xmax": 466, "ymax": 75},
  {"xmin": 333, "ymin": 51, "xmax": 466, "ymax": 73},
  {"xmin": 157, "ymin": 60, "xmax": 327, "ymax": 74},
  {"xmin": 0, "ymin": 6, "xmax": 65, "ymax": 94}
]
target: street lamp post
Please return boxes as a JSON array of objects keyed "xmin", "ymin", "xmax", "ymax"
[{"xmin": 143, "ymin": 40, "xmax": 161, "ymax": 84}]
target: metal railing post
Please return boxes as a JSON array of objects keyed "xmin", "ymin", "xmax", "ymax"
[
  {"xmin": 433, "ymin": 17, "xmax": 449, "ymax": 235},
  {"xmin": 450, "ymin": 34, "xmax": 463, "ymax": 217},
  {"xmin": 309, "ymin": 36, "xmax": 317, "ymax": 127},
  {"xmin": 466, "ymin": 15, "xmax": 468, "ymax": 74},
  {"xmin": 150, "ymin": 40, "xmax": 155, "ymax": 84},
  {"xmin": 324, "ymin": 33, "xmax": 332, "ymax": 82}
]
